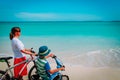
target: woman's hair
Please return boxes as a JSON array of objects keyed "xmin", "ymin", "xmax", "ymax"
[{"xmin": 9, "ymin": 27, "xmax": 21, "ymax": 40}]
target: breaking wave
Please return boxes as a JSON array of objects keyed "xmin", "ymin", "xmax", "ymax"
[{"xmin": 69, "ymin": 48, "xmax": 120, "ymax": 68}]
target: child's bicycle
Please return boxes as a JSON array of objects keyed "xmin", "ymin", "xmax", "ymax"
[
  {"xmin": 0, "ymin": 48, "xmax": 36, "ymax": 80},
  {"xmin": 28, "ymin": 49, "xmax": 69, "ymax": 80}
]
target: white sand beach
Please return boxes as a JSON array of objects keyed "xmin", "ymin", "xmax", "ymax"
[
  {"xmin": 65, "ymin": 65, "xmax": 120, "ymax": 80},
  {"xmin": 1, "ymin": 60, "xmax": 120, "ymax": 80}
]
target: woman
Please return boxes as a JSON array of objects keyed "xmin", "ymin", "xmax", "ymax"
[{"xmin": 9, "ymin": 27, "xmax": 37, "ymax": 80}]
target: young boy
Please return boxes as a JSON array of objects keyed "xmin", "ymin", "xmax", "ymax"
[{"xmin": 35, "ymin": 46, "xmax": 65, "ymax": 80}]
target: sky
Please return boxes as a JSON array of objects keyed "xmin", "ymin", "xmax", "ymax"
[{"xmin": 0, "ymin": 0, "xmax": 120, "ymax": 21}]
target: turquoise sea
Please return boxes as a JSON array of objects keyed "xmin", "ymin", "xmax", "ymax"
[{"xmin": 0, "ymin": 21, "xmax": 120, "ymax": 67}]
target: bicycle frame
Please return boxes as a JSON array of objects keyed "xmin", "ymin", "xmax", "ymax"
[{"xmin": 0, "ymin": 56, "xmax": 34, "ymax": 80}]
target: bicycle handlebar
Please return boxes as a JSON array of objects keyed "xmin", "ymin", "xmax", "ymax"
[{"xmin": 30, "ymin": 48, "xmax": 36, "ymax": 53}]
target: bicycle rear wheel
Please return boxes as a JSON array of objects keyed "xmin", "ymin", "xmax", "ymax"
[
  {"xmin": 0, "ymin": 70, "xmax": 10, "ymax": 80},
  {"xmin": 28, "ymin": 66, "xmax": 42, "ymax": 80},
  {"xmin": 53, "ymin": 74, "xmax": 69, "ymax": 80},
  {"xmin": 62, "ymin": 75, "xmax": 69, "ymax": 80}
]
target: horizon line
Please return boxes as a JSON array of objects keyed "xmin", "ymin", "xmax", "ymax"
[{"xmin": 0, "ymin": 21, "xmax": 120, "ymax": 23}]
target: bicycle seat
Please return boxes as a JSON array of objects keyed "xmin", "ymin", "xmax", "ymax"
[{"xmin": 0, "ymin": 56, "xmax": 13, "ymax": 61}]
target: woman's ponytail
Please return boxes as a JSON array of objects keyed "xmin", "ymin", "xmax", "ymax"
[{"xmin": 9, "ymin": 32, "xmax": 14, "ymax": 40}]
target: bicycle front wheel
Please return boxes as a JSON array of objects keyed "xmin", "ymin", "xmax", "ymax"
[
  {"xmin": 28, "ymin": 66, "xmax": 42, "ymax": 80},
  {"xmin": 0, "ymin": 70, "xmax": 10, "ymax": 80},
  {"xmin": 62, "ymin": 75, "xmax": 69, "ymax": 80}
]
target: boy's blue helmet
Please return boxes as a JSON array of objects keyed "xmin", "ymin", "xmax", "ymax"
[{"xmin": 38, "ymin": 46, "xmax": 51, "ymax": 56}]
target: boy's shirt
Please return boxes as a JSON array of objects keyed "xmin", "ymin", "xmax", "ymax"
[{"xmin": 35, "ymin": 57, "xmax": 51, "ymax": 79}]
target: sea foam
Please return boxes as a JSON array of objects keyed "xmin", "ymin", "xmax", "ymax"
[{"xmin": 68, "ymin": 48, "xmax": 120, "ymax": 68}]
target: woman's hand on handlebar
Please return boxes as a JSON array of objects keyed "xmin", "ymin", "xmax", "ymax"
[
  {"xmin": 31, "ymin": 53, "xmax": 38, "ymax": 56},
  {"xmin": 29, "ymin": 48, "xmax": 38, "ymax": 56}
]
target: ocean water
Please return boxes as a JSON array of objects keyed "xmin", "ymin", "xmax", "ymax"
[{"xmin": 0, "ymin": 21, "xmax": 120, "ymax": 68}]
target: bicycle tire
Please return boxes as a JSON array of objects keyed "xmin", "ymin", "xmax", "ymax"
[
  {"xmin": 62, "ymin": 75, "xmax": 69, "ymax": 80},
  {"xmin": 28, "ymin": 66, "xmax": 69, "ymax": 80},
  {"xmin": 28, "ymin": 66, "xmax": 42, "ymax": 80},
  {"xmin": 0, "ymin": 70, "xmax": 10, "ymax": 80}
]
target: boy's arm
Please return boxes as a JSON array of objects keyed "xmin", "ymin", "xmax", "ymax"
[
  {"xmin": 48, "ymin": 67, "xmax": 65, "ymax": 74},
  {"xmin": 45, "ymin": 61, "xmax": 65, "ymax": 74},
  {"xmin": 45, "ymin": 53, "xmax": 54, "ymax": 58}
]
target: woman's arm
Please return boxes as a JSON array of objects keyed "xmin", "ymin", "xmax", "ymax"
[{"xmin": 21, "ymin": 49, "xmax": 37, "ymax": 56}]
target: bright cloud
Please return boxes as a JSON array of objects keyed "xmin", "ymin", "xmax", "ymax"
[{"xmin": 16, "ymin": 12, "xmax": 103, "ymax": 21}]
